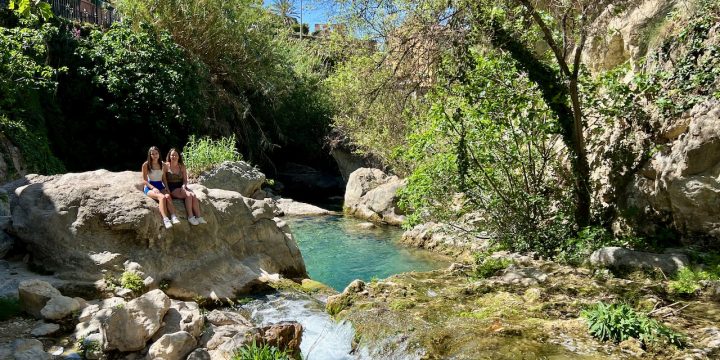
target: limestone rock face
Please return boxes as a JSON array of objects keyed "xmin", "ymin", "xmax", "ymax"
[
  {"xmin": 100, "ymin": 289, "xmax": 171, "ymax": 352},
  {"xmin": 589, "ymin": 247, "xmax": 688, "ymax": 273},
  {"xmin": 344, "ymin": 168, "xmax": 406, "ymax": 225},
  {"xmin": 584, "ymin": 0, "xmax": 677, "ymax": 72},
  {"xmin": 0, "ymin": 132, "xmax": 28, "ymax": 184},
  {"xmin": 330, "ymin": 148, "xmax": 367, "ymax": 183},
  {"xmin": 626, "ymin": 100, "xmax": 720, "ymax": 238},
  {"xmin": 3, "ymin": 170, "xmax": 306, "ymax": 299},
  {"xmin": 195, "ymin": 161, "xmax": 265, "ymax": 197}
]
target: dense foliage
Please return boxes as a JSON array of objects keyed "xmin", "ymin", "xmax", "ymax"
[
  {"xmin": 399, "ymin": 51, "xmax": 575, "ymax": 256},
  {"xmin": 328, "ymin": 0, "xmax": 720, "ymax": 257},
  {"xmin": 48, "ymin": 22, "xmax": 206, "ymax": 170},
  {"xmin": 115, "ymin": 0, "xmax": 334, "ymax": 168},
  {"xmin": 0, "ymin": 0, "xmax": 334, "ymax": 175},
  {"xmin": 581, "ymin": 302, "xmax": 683, "ymax": 347},
  {"xmin": 0, "ymin": 23, "xmax": 64, "ymax": 174}
]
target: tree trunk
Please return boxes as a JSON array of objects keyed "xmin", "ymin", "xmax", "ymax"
[{"xmin": 569, "ymin": 77, "xmax": 591, "ymax": 227}]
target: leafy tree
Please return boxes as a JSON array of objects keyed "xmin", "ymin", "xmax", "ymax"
[
  {"xmin": 0, "ymin": 24, "xmax": 65, "ymax": 175},
  {"xmin": 400, "ymin": 50, "xmax": 575, "ymax": 255},
  {"xmin": 115, "ymin": 0, "xmax": 334, "ymax": 168},
  {"xmin": 466, "ymin": 0, "xmax": 637, "ymax": 227},
  {"xmin": 47, "ymin": 22, "xmax": 205, "ymax": 170},
  {"xmin": 332, "ymin": 0, "xmax": 643, "ymax": 236},
  {"xmin": 8, "ymin": 0, "xmax": 52, "ymax": 24}
]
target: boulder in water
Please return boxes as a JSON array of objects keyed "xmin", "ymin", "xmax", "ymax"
[{"xmin": 344, "ymin": 168, "xmax": 406, "ymax": 226}]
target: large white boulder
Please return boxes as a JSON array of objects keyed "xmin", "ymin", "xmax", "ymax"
[
  {"xmin": 152, "ymin": 300, "xmax": 204, "ymax": 340},
  {"xmin": 147, "ymin": 331, "xmax": 197, "ymax": 360},
  {"xmin": 18, "ymin": 279, "xmax": 61, "ymax": 319},
  {"xmin": 344, "ymin": 168, "xmax": 406, "ymax": 225},
  {"xmin": 583, "ymin": 0, "xmax": 677, "ymax": 72},
  {"xmin": 99, "ymin": 289, "xmax": 171, "ymax": 352},
  {"xmin": 3, "ymin": 170, "xmax": 306, "ymax": 300},
  {"xmin": 589, "ymin": 247, "xmax": 689, "ymax": 273},
  {"xmin": 195, "ymin": 161, "xmax": 265, "ymax": 197},
  {"xmin": 40, "ymin": 294, "xmax": 80, "ymax": 320}
]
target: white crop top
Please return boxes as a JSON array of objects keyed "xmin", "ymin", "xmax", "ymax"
[{"xmin": 147, "ymin": 168, "xmax": 163, "ymax": 181}]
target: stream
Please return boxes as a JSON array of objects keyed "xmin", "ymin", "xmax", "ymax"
[{"xmin": 239, "ymin": 215, "xmax": 449, "ymax": 359}]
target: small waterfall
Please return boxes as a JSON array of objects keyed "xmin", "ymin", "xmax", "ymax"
[{"xmin": 242, "ymin": 292, "xmax": 356, "ymax": 360}]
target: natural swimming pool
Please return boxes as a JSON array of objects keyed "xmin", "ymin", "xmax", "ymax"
[{"xmin": 285, "ymin": 215, "xmax": 448, "ymax": 291}]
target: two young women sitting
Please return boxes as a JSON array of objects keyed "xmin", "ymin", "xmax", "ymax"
[{"xmin": 142, "ymin": 146, "xmax": 207, "ymax": 229}]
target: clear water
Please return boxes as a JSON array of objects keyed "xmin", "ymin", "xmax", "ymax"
[
  {"xmin": 242, "ymin": 292, "xmax": 355, "ymax": 360},
  {"xmin": 286, "ymin": 215, "xmax": 448, "ymax": 291}
]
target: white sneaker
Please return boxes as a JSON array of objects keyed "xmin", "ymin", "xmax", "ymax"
[
  {"xmin": 171, "ymin": 215, "xmax": 181, "ymax": 224},
  {"xmin": 196, "ymin": 216, "xmax": 207, "ymax": 224},
  {"xmin": 188, "ymin": 216, "xmax": 200, "ymax": 226},
  {"xmin": 163, "ymin": 218, "xmax": 173, "ymax": 229}
]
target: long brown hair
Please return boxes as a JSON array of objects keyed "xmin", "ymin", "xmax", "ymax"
[
  {"xmin": 145, "ymin": 146, "xmax": 163, "ymax": 173},
  {"xmin": 166, "ymin": 148, "xmax": 184, "ymax": 165}
]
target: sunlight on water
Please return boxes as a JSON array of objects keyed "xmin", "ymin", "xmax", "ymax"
[
  {"xmin": 243, "ymin": 293, "xmax": 355, "ymax": 360},
  {"xmin": 286, "ymin": 215, "xmax": 448, "ymax": 291}
]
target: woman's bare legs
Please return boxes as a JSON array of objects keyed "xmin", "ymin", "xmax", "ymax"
[
  {"xmin": 171, "ymin": 188, "xmax": 201, "ymax": 218},
  {"xmin": 147, "ymin": 190, "xmax": 169, "ymax": 218},
  {"xmin": 163, "ymin": 193, "xmax": 177, "ymax": 217}
]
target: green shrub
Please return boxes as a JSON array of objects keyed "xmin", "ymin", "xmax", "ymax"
[
  {"xmin": 0, "ymin": 297, "xmax": 22, "ymax": 320},
  {"xmin": 668, "ymin": 266, "xmax": 719, "ymax": 296},
  {"xmin": 120, "ymin": 271, "xmax": 144, "ymax": 292},
  {"xmin": 231, "ymin": 341, "xmax": 291, "ymax": 360},
  {"xmin": 0, "ymin": 25, "xmax": 58, "ymax": 117},
  {"xmin": 581, "ymin": 302, "xmax": 683, "ymax": 347},
  {"xmin": 183, "ymin": 135, "xmax": 242, "ymax": 176},
  {"xmin": 0, "ymin": 115, "xmax": 65, "ymax": 176},
  {"xmin": 555, "ymin": 226, "xmax": 612, "ymax": 265},
  {"xmin": 472, "ymin": 253, "xmax": 512, "ymax": 279}
]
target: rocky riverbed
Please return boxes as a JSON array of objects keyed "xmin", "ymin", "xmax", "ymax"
[{"xmin": 328, "ymin": 254, "xmax": 720, "ymax": 359}]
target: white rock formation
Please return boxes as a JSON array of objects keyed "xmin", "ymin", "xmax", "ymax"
[
  {"xmin": 344, "ymin": 168, "xmax": 406, "ymax": 225},
  {"xmin": 3, "ymin": 170, "xmax": 306, "ymax": 300}
]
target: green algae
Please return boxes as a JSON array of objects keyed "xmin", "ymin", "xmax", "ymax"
[{"xmin": 335, "ymin": 260, "xmax": 716, "ymax": 359}]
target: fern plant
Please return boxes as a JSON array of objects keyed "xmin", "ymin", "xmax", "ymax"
[
  {"xmin": 231, "ymin": 341, "xmax": 292, "ymax": 360},
  {"xmin": 581, "ymin": 302, "xmax": 683, "ymax": 347}
]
